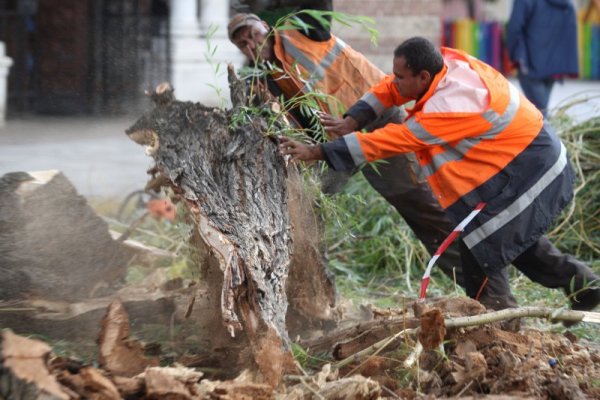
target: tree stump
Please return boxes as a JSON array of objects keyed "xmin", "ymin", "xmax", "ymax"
[{"xmin": 126, "ymin": 69, "xmax": 318, "ymax": 385}]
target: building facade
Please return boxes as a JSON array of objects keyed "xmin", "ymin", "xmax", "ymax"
[{"xmin": 0, "ymin": 0, "xmax": 532, "ymax": 117}]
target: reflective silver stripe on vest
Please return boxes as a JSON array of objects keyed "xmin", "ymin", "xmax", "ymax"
[
  {"xmin": 280, "ymin": 34, "xmax": 320, "ymax": 92},
  {"xmin": 359, "ymin": 92, "xmax": 386, "ymax": 116},
  {"xmin": 344, "ymin": 132, "xmax": 367, "ymax": 166},
  {"xmin": 280, "ymin": 34, "xmax": 346, "ymax": 92},
  {"xmin": 463, "ymin": 141, "xmax": 568, "ymax": 249},
  {"xmin": 319, "ymin": 37, "xmax": 346, "ymax": 75},
  {"xmin": 419, "ymin": 82, "xmax": 521, "ymax": 177},
  {"xmin": 404, "ymin": 118, "xmax": 449, "ymax": 146}
]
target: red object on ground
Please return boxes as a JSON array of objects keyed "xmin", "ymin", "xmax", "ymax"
[{"xmin": 146, "ymin": 198, "xmax": 176, "ymax": 222}]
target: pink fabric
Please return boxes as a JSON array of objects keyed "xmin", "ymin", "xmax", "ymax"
[{"xmin": 424, "ymin": 58, "xmax": 490, "ymax": 114}]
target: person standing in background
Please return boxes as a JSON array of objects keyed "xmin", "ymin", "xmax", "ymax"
[{"xmin": 506, "ymin": 0, "xmax": 579, "ymax": 117}]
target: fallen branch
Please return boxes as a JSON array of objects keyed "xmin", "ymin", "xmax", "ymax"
[
  {"xmin": 333, "ymin": 327, "xmax": 418, "ymax": 371},
  {"xmin": 332, "ymin": 306, "xmax": 600, "ymax": 371},
  {"xmin": 444, "ymin": 306, "xmax": 600, "ymax": 328}
]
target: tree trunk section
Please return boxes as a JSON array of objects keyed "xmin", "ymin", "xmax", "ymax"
[{"xmin": 126, "ymin": 74, "xmax": 303, "ymax": 385}]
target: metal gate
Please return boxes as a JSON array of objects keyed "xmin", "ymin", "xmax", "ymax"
[
  {"xmin": 98, "ymin": 0, "xmax": 170, "ymax": 114},
  {"xmin": 0, "ymin": 0, "xmax": 38, "ymax": 114},
  {"xmin": 0, "ymin": 0, "xmax": 170, "ymax": 115}
]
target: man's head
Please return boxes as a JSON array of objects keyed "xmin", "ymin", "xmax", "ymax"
[
  {"xmin": 392, "ymin": 37, "xmax": 444, "ymax": 100},
  {"xmin": 228, "ymin": 13, "xmax": 275, "ymax": 63}
]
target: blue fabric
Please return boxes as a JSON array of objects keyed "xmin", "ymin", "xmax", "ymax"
[
  {"xmin": 447, "ymin": 123, "xmax": 575, "ymax": 271},
  {"xmin": 344, "ymin": 100, "xmax": 377, "ymax": 130},
  {"xmin": 593, "ymin": 25, "xmax": 600, "ymax": 80},
  {"xmin": 321, "ymin": 139, "xmax": 356, "ymax": 171},
  {"xmin": 517, "ymin": 73, "xmax": 554, "ymax": 116},
  {"xmin": 506, "ymin": 0, "xmax": 579, "ymax": 79}
]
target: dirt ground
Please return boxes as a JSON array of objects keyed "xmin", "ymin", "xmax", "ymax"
[{"xmin": 3, "ymin": 293, "xmax": 599, "ymax": 400}]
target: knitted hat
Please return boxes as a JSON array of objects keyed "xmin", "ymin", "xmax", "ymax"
[{"xmin": 227, "ymin": 13, "xmax": 262, "ymax": 40}]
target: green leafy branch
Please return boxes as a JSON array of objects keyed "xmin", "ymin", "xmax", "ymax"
[{"xmin": 203, "ymin": 24, "xmax": 228, "ymax": 108}]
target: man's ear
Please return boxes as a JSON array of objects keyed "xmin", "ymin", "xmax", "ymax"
[{"xmin": 419, "ymin": 70, "xmax": 431, "ymax": 85}]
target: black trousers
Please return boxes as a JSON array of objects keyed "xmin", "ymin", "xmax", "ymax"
[
  {"xmin": 460, "ymin": 236, "xmax": 599, "ymax": 310},
  {"xmin": 360, "ymin": 155, "xmax": 464, "ymax": 287}
]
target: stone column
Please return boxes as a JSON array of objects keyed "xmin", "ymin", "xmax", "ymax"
[
  {"xmin": 199, "ymin": 0, "xmax": 228, "ymax": 36},
  {"xmin": 170, "ymin": 0, "xmax": 244, "ymax": 106},
  {"xmin": 170, "ymin": 0, "xmax": 203, "ymax": 102},
  {"xmin": 198, "ymin": 0, "xmax": 245, "ymax": 107},
  {"xmin": 0, "ymin": 42, "xmax": 13, "ymax": 127}
]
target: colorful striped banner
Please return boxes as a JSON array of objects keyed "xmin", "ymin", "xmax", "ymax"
[
  {"xmin": 443, "ymin": 18, "xmax": 600, "ymax": 79},
  {"xmin": 442, "ymin": 19, "xmax": 509, "ymax": 73},
  {"xmin": 577, "ymin": 20, "xmax": 600, "ymax": 79}
]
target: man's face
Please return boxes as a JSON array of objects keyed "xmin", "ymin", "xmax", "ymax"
[
  {"xmin": 231, "ymin": 20, "xmax": 273, "ymax": 63},
  {"xmin": 392, "ymin": 56, "xmax": 430, "ymax": 100}
]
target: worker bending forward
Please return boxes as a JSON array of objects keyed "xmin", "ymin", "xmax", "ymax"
[{"xmin": 280, "ymin": 37, "xmax": 600, "ymax": 313}]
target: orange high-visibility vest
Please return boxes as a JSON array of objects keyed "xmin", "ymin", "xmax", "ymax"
[
  {"xmin": 347, "ymin": 47, "xmax": 544, "ymax": 209},
  {"xmin": 327, "ymin": 47, "xmax": 575, "ymax": 270},
  {"xmin": 272, "ymin": 28, "xmax": 385, "ymax": 116}
]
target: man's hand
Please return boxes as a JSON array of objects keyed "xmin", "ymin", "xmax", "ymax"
[
  {"xmin": 279, "ymin": 136, "xmax": 324, "ymax": 162},
  {"xmin": 320, "ymin": 114, "xmax": 358, "ymax": 139}
]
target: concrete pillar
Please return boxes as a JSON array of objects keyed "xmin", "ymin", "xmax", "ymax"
[
  {"xmin": 0, "ymin": 42, "xmax": 12, "ymax": 127},
  {"xmin": 199, "ymin": 0, "xmax": 228, "ymax": 36},
  {"xmin": 170, "ymin": 0, "xmax": 203, "ymax": 102},
  {"xmin": 171, "ymin": 0, "xmax": 202, "ymax": 36},
  {"xmin": 170, "ymin": 0, "xmax": 244, "ymax": 106}
]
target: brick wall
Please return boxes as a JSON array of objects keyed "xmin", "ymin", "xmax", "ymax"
[{"xmin": 332, "ymin": 0, "xmax": 443, "ymax": 72}]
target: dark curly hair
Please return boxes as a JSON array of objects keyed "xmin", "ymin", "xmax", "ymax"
[{"xmin": 393, "ymin": 37, "xmax": 443, "ymax": 77}]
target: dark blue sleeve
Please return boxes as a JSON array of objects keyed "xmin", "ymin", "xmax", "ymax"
[
  {"xmin": 321, "ymin": 139, "xmax": 358, "ymax": 171},
  {"xmin": 344, "ymin": 100, "xmax": 377, "ymax": 130},
  {"xmin": 506, "ymin": 0, "xmax": 532, "ymax": 66}
]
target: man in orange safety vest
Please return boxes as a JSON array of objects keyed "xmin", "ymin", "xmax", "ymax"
[{"xmin": 279, "ymin": 37, "xmax": 600, "ymax": 315}]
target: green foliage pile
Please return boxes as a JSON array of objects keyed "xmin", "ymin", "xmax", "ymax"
[{"xmin": 548, "ymin": 115, "xmax": 600, "ymax": 264}]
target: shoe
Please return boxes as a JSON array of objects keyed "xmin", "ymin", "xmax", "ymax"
[
  {"xmin": 500, "ymin": 318, "xmax": 522, "ymax": 332},
  {"xmin": 477, "ymin": 292, "xmax": 521, "ymax": 332},
  {"xmin": 569, "ymin": 286, "xmax": 600, "ymax": 312},
  {"xmin": 563, "ymin": 286, "xmax": 600, "ymax": 328}
]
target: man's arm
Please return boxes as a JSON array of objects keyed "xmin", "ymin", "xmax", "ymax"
[
  {"xmin": 320, "ymin": 114, "xmax": 359, "ymax": 139},
  {"xmin": 278, "ymin": 134, "xmax": 357, "ymax": 172},
  {"xmin": 279, "ymin": 136, "xmax": 325, "ymax": 161},
  {"xmin": 506, "ymin": 0, "xmax": 532, "ymax": 72},
  {"xmin": 332, "ymin": 75, "xmax": 410, "ymax": 132}
]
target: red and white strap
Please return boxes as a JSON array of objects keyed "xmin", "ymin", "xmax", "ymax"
[{"xmin": 419, "ymin": 202, "xmax": 486, "ymax": 299}]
